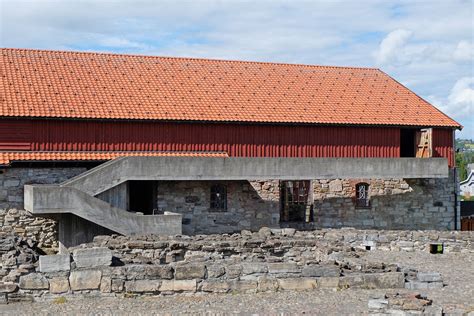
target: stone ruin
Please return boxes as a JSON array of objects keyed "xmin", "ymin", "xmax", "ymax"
[{"xmin": 0, "ymin": 227, "xmax": 473, "ymax": 309}]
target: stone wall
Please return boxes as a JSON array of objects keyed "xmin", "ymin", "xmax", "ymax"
[
  {"xmin": 313, "ymin": 171, "xmax": 456, "ymax": 230},
  {"xmin": 156, "ymin": 172, "xmax": 456, "ymax": 234},
  {"xmin": 1, "ymin": 228, "xmax": 472, "ymax": 303},
  {"xmin": 157, "ymin": 180, "xmax": 280, "ymax": 235},
  {"xmin": 0, "ymin": 168, "xmax": 87, "ymax": 249}
]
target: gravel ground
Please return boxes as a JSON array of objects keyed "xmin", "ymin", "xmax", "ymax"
[{"xmin": 1, "ymin": 250, "xmax": 473, "ymax": 316}]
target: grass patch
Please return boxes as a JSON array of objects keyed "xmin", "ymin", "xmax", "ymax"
[{"xmin": 53, "ymin": 296, "xmax": 67, "ymax": 304}]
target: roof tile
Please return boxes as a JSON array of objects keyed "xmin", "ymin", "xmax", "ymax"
[
  {"xmin": 0, "ymin": 151, "xmax": 228, "ymax": 166},
  {"xmin": 0, "ymin": 48, "xmax": 460, "ymax": 128}
]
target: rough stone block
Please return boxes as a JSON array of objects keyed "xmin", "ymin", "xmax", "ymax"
[
  {"xmin": 302, "ymin": 264, "xmax": 340, "ymax": 277},
  {"xmin": 69, "ymin": 270, "xmax": 102, "ymax": 291},
  {"xmin": 340, "ymin": 272, "xmax": 404, "ymax": 289},
  {"xmin": 417, "ymin": 272, "xmax": 442, "ymax": 282},
  {"xmin": 268, "ymin": 263, "xmax": 300, "ymax": 274},
  {"xmin": 201, "ymin": 280, "xmax": 231, "ymax": 293},
  {"xmin": 242, "ymin": 263, "xmax": 267, "ymax": 275},
  {"xmin": 175, "ymin": 264, "xmax": 206, "ymax": 280},
  {"xmin": 207, "ymin": 265, "xmax": 225, "ymax": 278},
  {"xmin": 230, "ymin": 280, "xmax": 258, "ymax": 293},
  {"xmin": 225, "ymin": 265, "xmax": 242, "ymax": 279},
  {"xmin": 49, "ymin": 277, "xmax": 69, "ymax": 294},
  {"xmin": 406, "ymin": 281, "xmax": 443, "ymax": 290},
  {"xmin": 72, "ymin": 248, "xmax": 112, "ymax": 268},
  {"xmin": 39, "ymin": 254, "xmax": 70, "ymax": 273},
  {"xmin": 19, "ymin": 273, "xmax": 49, "ymax": 290},
  {"xmin": 317, "ymin": 277, "xmax": 340, "ymax": 288},
  {"xmin": 125, "ymin": 280, "xmax": 161, "ymax": 293},
  {"xmin": 0, "ymin": 282, "xmax": 18, "ymax": 293},
  {"xmin": 100, "ymin": 276, "xmax": 112, "ymax": 293},
  {"xmin": 160, "ymin": 280, "xmax": 197, "ymax": 292},
  {"xmin": 278, "ymin": 278, "xmax": 317, "ymax": 290},
  {"xmin": 144, "ymin": 265, "xmax": 174, "ymax": 280},
  {"xmin": 368, "ymin": 299, "xmax": 389, "ymax": 310},
  {"xmin": 257, "ymin": 276, "xmax": 279, "ymax": 292},
  {"xmin": 111, "ymin": 279, "xmax": 124, "ymax": 292}
]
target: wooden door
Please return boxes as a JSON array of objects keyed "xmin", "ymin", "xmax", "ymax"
[{"xmin": 415, "ymin": 128, "xmax": 432, "ymax": 158}]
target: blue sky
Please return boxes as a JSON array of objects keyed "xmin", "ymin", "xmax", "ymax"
[{"xmin": 1, "ymin": 0, "xmax": 473, "ymax": 138}]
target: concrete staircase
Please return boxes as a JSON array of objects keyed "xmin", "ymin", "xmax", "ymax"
[{"xmin": 24, "ymin": 185, "xmax": 181, "ymax": 236}]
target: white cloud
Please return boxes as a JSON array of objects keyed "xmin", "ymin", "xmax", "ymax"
[
  {"xmin": 374, "ymin": 29, "xmax": 413, "ymax": 65},
  {"xmin": 447, "ymin": 77, "xmax": 474, "ymax": 117},
  {"xmin": 453, "ymin": 40, "xmax": 474, "ymax": 62}
]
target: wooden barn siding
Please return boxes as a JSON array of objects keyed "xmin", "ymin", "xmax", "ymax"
[
  {"xmin": 432, "ymin": 128, "xmax": 455, "ymax": 167},
  {"xmin": 0, "ymin": 119, "xmax": 454, "ymax": 165},
  {"xmin": 28, "ymin": 120, "xmax": 400, "ymax": 158}
]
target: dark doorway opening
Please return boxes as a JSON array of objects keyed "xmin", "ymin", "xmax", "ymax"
[
  {"xmin": 400, "ymin": 129, "xmax": 416, "ymax": 157},
  {"xmin": 128, "ymin": 181, "xmax": 157, "ymax": 215},
  {"xmin": 280, "ymin": 180, "xmax": 313, "ymax": 222}
]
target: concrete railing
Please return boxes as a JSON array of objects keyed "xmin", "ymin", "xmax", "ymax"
[
  {"xmin": 60, "ymin": 157, "xmax": 449, "ymax": 196},
  {"xmin": 24, "ymin": 185, "xmax": 182, "ymax": 236}
]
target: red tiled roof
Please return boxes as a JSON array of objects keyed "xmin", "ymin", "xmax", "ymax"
[
  {"xmin": 0, "ymin": 151, "xmax": 229, "ymax": 166},
  {"xmin": 0, "ymin": 48, "xmax": 461, "ymax": 128}
]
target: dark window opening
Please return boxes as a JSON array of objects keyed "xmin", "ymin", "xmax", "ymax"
[
  {"xmin": 429, "ymin": 243, "xmax": 443, "ymax": 254},
  {"xmin": 128, "ymin": 181, "xmax": 157, "ymax": 215},
  {"xmin": 355, "ymin": 182, "xmax": 370, "ymax": 208},
  {"xmin": 210, "ymin": 184, "xmax": 227, "ymax": 211},
  {"xmin": 400, "ymin": 128, "xmax": 416, "ymax": 157},
  {"xmin": 280, "ymin": 180, "xmax": 312, "ymax": 222}
]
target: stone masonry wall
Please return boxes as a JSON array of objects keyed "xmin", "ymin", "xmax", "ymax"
[
  {"xmin": 0, "ymin": 228, "xmax": 472, "ymax": 303},
  {"xmin": 0, "ymin": 168, "xmax": 87, "ymax": 249},
  {"xmin": 313, "ymin": 170, "xmax": 456, "ymax": 230},
  {"xmin": 157, "ymin": 172, "xmax": 456, "ymax": 234},
  {"xmin": 157, "ymin": 180, "xmax": 280, "ymax": 235}
]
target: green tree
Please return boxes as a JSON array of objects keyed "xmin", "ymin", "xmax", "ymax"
[{"xmin": 456, "ymin": 152, "xmax": 468, "ymax": 181}]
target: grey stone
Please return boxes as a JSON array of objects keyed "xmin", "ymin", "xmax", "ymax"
[
  {"xmin": 302, "ymin": 264, "xmax": 340, "ymax": 277},
  {"xmin": 201, "ymin": 280, "xmax": 231, "ymax": 293},
  {"xmin": 69, "ymin": 270, "xmax": 102, "ymax": 291},
  {"xmin": 72, "ymin": 248, "xmax": 112, "ymax": 268},
  {"xmin": 19, "ymin": 273, "xmax": 49, "ymax": 290},
  {"xmin": 0, "ymin": 282, "xmax": 18, "ymax": 293},
  {"xmin": 125, "ymin": 280, "xmax": 161, "ymax": 293},
  {"xmin": 39, "ymin": 254, "xmax": 70, "ymax": 273},
  {"xmin": 49, "ymin": 277, "xmax": 69, "ymax": 294},
  {"xmin": 159, "ymin": 280, "xmax": 197, "ymax": 292},
  {"xmin": 406, "ymin": 281, "xmax": 443, "ymax": 290},
  {"xmin": 242, "ymin": 263, "xmax": 268, "ymax": 275},
  {"xmin": 416, "ymin": 272, "xmax": 442, "ymax": 282},
  {"xmin": 268, "ymin": 262, "xmax": 300, "ymax": 274},
  {"xmin": 340, "ymin": 272, "xmax": 404, "ymax": 289},
  {"xmin": 0, "ymin": 293, "xmax": 7, "ymax": 305},
  {"xmin": 100, "ymin": 277, "xmax": 112, "ymax": 293},
  {"xmin": 257, "ymin": 276, "xmax": 279, "ymax": 292},
  {"xmin": 278, "ymin": 278, "xmax": 317, "ymax": 290},
  {"xmin": 229, "ymin": 280, "xmax": 258, "ymax": 293},
  {"xmin": 111, "ymin": 279, "xmax": 124, "ymax": 292},
  {"xmin": 175, "ymin": 264, "xmax": 206, "ymax": 280},
  {"xmin": 368, "ymin": 299, "xmax": 389, "ymax": 310}
]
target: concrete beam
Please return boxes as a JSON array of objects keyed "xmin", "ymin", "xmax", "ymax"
[{"xmin": 61, "ymin": 157, "xmax": 448, "ymax": 196}]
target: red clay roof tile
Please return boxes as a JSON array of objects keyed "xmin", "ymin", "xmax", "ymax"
[
  {"xmin": 0, "ymin": 151, "xmax": 228, "ymax": 166},
  {"xmin": 0, "ymin": 48, "xmax": 460, "ymax": 128}
]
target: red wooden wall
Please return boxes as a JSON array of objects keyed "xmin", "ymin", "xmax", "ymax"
[{"xmin": 0, "ymin": 119, "xmax": 454, "ymax": 166}]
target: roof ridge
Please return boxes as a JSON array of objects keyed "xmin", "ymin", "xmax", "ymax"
[{"xmin": 0, "ymin": 47, "xmax": 380, "ymax": 71}]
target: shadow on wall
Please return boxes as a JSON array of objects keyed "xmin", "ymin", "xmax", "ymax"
[
  {"xmin": 156, "ymin": 180, "xmax": 280, "ymax": 235},
  {"xmin": 313, "ymin": 178, "xmax": 454, "ymax": 230}
]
